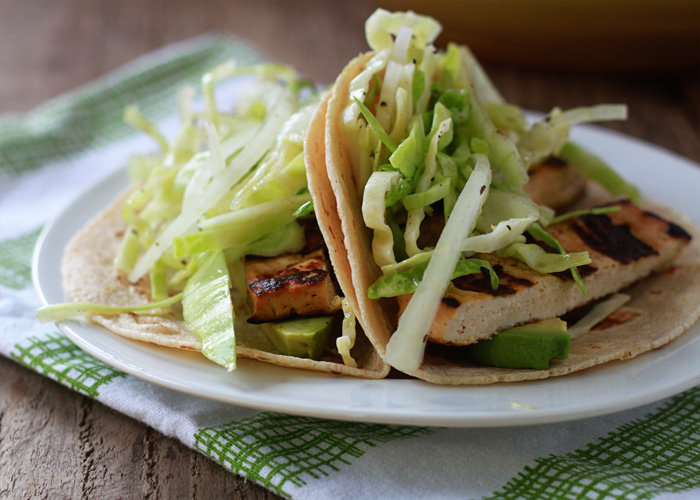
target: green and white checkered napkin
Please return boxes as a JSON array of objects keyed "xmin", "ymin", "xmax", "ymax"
[{"xmin": 2, "ymin": 36, "xmax": 699, "ymax": 500}]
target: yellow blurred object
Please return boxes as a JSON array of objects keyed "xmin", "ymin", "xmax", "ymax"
[{"xmin": 377, "ymin": 0, "xmax": 700, "ymax": 72}]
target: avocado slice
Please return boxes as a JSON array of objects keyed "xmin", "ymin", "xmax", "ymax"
[
  {"xmin": 463, "ymin": 318, "xmax": 570, "ymax": 369},
  {"xmin": 261, "ymin": 315, "xmax": 335, "ymax": 360}
]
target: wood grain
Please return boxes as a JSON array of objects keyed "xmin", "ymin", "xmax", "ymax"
[{"xmin": 1, "ymin": 0, "xmax": 698, "ymax": 498}]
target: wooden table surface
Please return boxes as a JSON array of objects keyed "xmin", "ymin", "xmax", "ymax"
[{"xmin": 1, "ymin": 0, "xmax": 698, "ymax": 498}]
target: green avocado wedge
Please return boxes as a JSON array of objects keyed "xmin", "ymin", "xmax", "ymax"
[
  {"xmin": 261, "ymin": 315, "xmax": 336, "ymax": 360},
  {"xmin": 463, "ymin": 318, "xmax": 570, "ymax": 369}
]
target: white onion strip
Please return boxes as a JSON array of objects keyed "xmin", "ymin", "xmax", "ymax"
[{"xmin": 569, "ymin": 293, "xmax": 631, "ymax": 339}]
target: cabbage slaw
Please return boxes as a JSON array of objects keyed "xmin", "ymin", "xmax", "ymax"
[
  {"xmin": 39, "ymin": 62, "xmax": 327, "ymax": 371},
  {"xmin": 342, "ymin": 9, "xmax": 637, "ymax": 373}
]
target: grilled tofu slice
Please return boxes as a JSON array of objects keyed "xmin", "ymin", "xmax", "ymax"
[
  {"xmin": 397, "ymin": 200, "xmax": 692, "ymax": 345},
  {"xmin": 524, "ymin": 157, "xmax": 587, "ymax": 210},
  {"xmin": 246, "ymin": 248, "xmax": 343, "ymax": 322},
  {"xmin": 415, "ymin": 158, "xmax": 586, "ymax": 250}
]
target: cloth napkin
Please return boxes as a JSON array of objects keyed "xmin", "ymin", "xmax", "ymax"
[{"xmin": 1, "ymin": 35, "xmax": 699, "ymax": 500}]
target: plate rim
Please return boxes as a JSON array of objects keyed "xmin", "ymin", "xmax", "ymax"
[{"xmin": 32, "ymin": 122, "xmax": 700, "ymax": 428}]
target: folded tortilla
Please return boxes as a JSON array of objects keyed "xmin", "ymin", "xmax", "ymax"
[
  {"xmin": 62, "ymin": 52, "xmax": 700, "ymax": 385},
  {"xmin": 62, "ymin": 168, "xmax": 390, "ymax": 379},
  {"xmin": 312, "ymin": 53, "xmax": 700, "ymax": 385}
]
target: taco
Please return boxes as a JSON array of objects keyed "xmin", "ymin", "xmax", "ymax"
[
  {"xmin": 41, "ymin": 63, "xmax": 388, "ymax": 379},
  {"xmin": 312, "ymin": 9, "xmax": 700, "ymax": 384}
]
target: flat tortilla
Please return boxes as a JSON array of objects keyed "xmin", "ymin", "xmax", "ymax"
[
  {"xmin": 319, "ymin": 54, "xmax": 700, "ymax": 385},
  {"xmin": 61, "ymin": 184, "xmax": 389, "ymax": 378}
]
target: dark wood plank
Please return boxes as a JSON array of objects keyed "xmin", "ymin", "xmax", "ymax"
[
  {"xmin": 0, "ymin": 356, "xmax": 83, "ymax": 497},
  {"xmin": 0, "ymin": 357, "xmax": 280, "ymax": 499}
]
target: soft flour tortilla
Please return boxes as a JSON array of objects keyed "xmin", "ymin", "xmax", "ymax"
[
  {"xmin": 316, "ymin": 53, "xmax": 700, "ymax": 385},
  {"xmin": 61, "ymin": 184, "xmax": 389, "ymax": 378}
]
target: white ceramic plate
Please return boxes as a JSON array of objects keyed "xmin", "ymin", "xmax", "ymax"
[{"xmin": 34, "ymin": 124, "xmax": 700, "ymax": 428}]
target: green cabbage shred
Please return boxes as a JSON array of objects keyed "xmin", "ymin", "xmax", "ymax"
[
  {"xmin": 42, "ymin": 61, "xmax": 321, "ymax": 371},
  {"xmin": 351, "ymin": 9, "xmax": 636, "ymax": 372}
]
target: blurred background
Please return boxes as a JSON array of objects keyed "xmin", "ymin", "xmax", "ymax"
[
  {"xmin": 1, "ymin": 0, "xmax": 697, "ymax": 158},
  {"xmin": 382, "ymin": 0, "xmax": 700, "ymax": 72},
  {"xmin": 2, "ymin": 1, "xmax": 698, "ymax": 99}
]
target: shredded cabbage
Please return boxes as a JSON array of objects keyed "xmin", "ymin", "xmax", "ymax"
[
  {"xmin": 123, "ymin": 105, "xmax": 169, "ymax": 153},
  {"xmin": 128, "ymin": 89, "xmax": 296, "ymax": 282},
  {"xmin": 550, "ymin": 205, "xmax": 621, "ymax": 225},
  {"xmin": 47, "ymin": 9, "xmax": 641, "ymax": 374},
  {"xmin": 37, "ymin": 293, "xmax": 184, "ymax": 324},
  {"xmin": 242, "ymin": 222, "xmax": 306, "ymax": 258},
  {"xmin": 476, "ymin": 189, "xmax": 542, "ymax": 232},
  {"xmin": 527, "ymin": 224, "xmax": 589, "ymax": 295},
  {"xmin": 369, "ymin": 257, "xmax": 496, "ymax": 299},
  {"xmin": 365, "ymin": 8, "xmax": 441, "ymax": 53},
  {"xmin": 337, "ymin": 298, "xmax": 358, "ymax": 367},
  {"xmin": 559, "ymin": 142, "xmax": 640, "ymax": 204},
  {"xmin": 229, "ymin": 103, "xmax": 316, "ymax": 210},
  {"xmin": 380, "ymin": 251, "xmax": 433, "ymax": 275},
  {"xmin": 459, "ymin": 45, "xmax": 504, "ymax": 105},
  {"xmin": 497, "ymin": 240, "xmax": 592, "ymax": 273},
  {"xmin": 175, "ymin": 193, "xmax": 311, "ymax": 257},
  {"xmin": 384, "ymin": 157, "xmax": 492, "ymax": 373},
  {"xmin": 336, "ymin": 10, "xmax": 638, "ymax": 372},
  {"xmin": 182, "ymin": 252, "xmax": 236, "ymax": 371},
  {"xmin": 549, "ymin": 105, "xmax": 627, "ymax": 127},
  {"xmin": 518, "ymin": 105, "xmax": 627, "ymax": 169},
  {"xmin": 401, "ymin": 178, "xmax": 452, "ymax": 211},
  {"xmin": 100, "ymin": 62, "xmax": 324, "ymax": 369},
  {"xmin": 462, "ymin": 217, "xmax": 536, "ymax": 254},
  {"xmin": 569, "ymin": 293, "xmax": 631, "ymax": 339},
  {"xmin": 404, "ymin": 115, "xmax": 452, "ymax": 256},
  {"xmin": 363, "ymin": 171, "xmax": 402, "ymax": 267}
]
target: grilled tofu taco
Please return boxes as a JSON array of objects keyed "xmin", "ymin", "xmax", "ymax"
[
  {"xmin": 312, "ymin": 9, "xmax": 700, "ymax": 384},
  {"xmin": 39, "ymin": 63, "xmax": 388, "ymax": 378}
]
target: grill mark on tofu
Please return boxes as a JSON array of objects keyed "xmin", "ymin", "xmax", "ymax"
[
  {"xmin": 249, "ymin": 269, "xmax": 329, "ymax": 294},
  {"xmin": 246, "ymin": 248, "xmax": 342, "ymax": 322},
  {"xmin": 522, "ymin": 225, "xmax": 602, "ymax": 281},
  {"xmin": 573, "ymin": 212, "xmax": 657, "ymax": 263},
  {"xmin": 643, "ymin": 210, "xmax": 692, "ymax": 240},
  {"xmin": 553, "ymin": 264, "xmax": 598, "ymax": 281},
  {"xmin": 452, "ymin": 264, "xmax": 534, "ymax": 295},
  {"xmin": 667, "ymin": 222, "xmax": 692, "ymax": 240},
  {"xmin": 524, "ymin": 233, "xmax": 560, "ymax": 254},
  {"xmin": 407, "ymin": 200, "xmax": 692, "ymax": 345},
  {"xmin": 442, "ymin": 297, "xmax": 460, "ymax": 308}
]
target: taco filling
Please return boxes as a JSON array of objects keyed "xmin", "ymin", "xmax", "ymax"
[
  {"xmin": 39, "ymin": 9, "xmax": 700, "ymax": 385},
  {"xmin": 315, "ymin": 9, "xmax": 700, "ymax": 383},
  {"xmin": 38, "ymin": 62, "xmax": 389, "ymax": 378}
]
